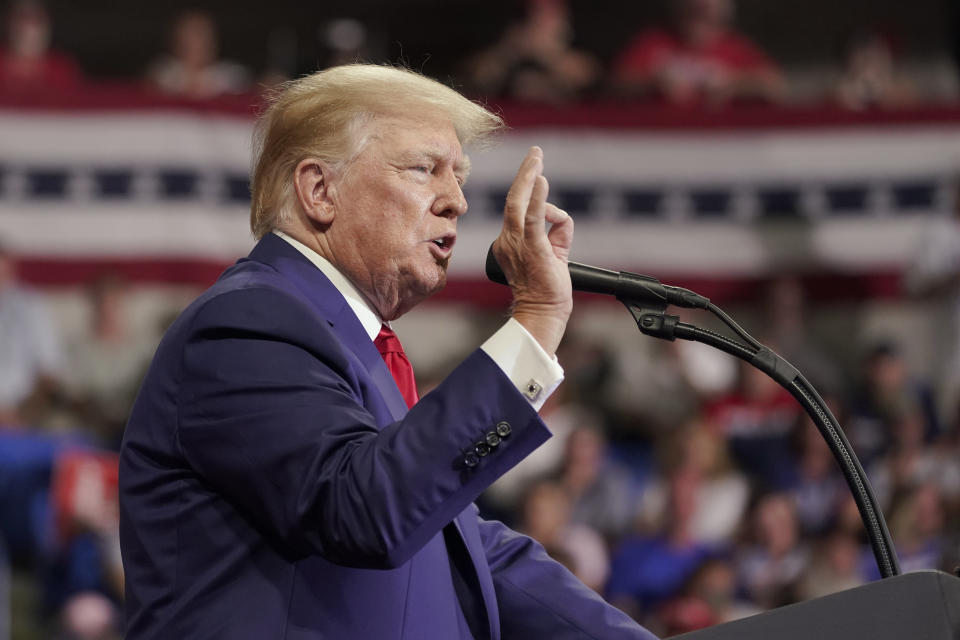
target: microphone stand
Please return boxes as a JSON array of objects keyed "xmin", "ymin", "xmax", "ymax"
[{"xmin": 619, "ymin": 295, "xmax": 902, "ymax": 580}]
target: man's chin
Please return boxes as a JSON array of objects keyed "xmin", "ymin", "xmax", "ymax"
[
  {"xmin": 422, "ymin": 269, "xmax": 447, "ymax": 297},
  {"xmin": 392, "ymin": 269, "xmax": 447, "ymax": 318},
  {"xmin": 424, "ymin": 258, "xmax": 449, "ymax": 290}
]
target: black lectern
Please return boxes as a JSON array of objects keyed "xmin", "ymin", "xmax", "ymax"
[{"xmin": 672, "ymin": 571, "xmax": 960, "ymax": 640}]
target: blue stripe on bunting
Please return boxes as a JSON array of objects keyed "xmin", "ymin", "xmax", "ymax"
[
  {"xmin": 224, "ymin": 174, "xmax": 250, "ymax": 203},
  {"xmin": 159, "ymin": 170, "xmax": 198, "ymax": 198},
  {"xmin": 95, "ymin": 170, "xmax": 133, "ymax": 198},
  {"xmin": 555, "ymin": 188, "xmax": 595, "ymax": 215},
  {"xmin": 27, "ymin": 169, "xmax": 69, "ymax": 198},
  {"xmin": 0, "ymin": 167, "xmax": 951, "ymax": 219},
  {"xmin": 892, "ymin": 182, "xmax": 936, "ymax": 210},
  {"xmin": 826, "ymin": 184, "xmax": 868, "ymax": 214},
  {"xmin": 624, "ymin": 189, "xmax": 662, "ymax": 216},
  {"xmin": 690, "ymin": 188, "xmax": 731, "ymax": 217},
  {"xmin": 759, "ymin": 187, "xmax": 800, "ymax": 218}
]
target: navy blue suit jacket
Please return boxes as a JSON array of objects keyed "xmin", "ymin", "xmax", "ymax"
[{"xmin": 119, "ymin": 233, "xmax": 655, "ymax": 639}]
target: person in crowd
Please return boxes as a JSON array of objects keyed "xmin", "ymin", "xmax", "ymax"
[
  {"xmin": 864, "ymin": 483, "xmax": 946, "ymax": 577},
  {"xmin": 555, "ymin": 330, "xmax": 617, "ymax": 409},
  {"xmin": 868, "ymin": 404, "xmax": 960, "ymax": 510},
  {"xmin": 795, "ymin": 528, "xmax": 864, "ymax": 601},
  {"xmin": 0, "ymin": 429, "xmax": 121, "ymax": 638},
  {"xmin": 0, "ymin": 241, "xmax": 65, "ymax": 426},
  {"xmin": 704, "ymin": 357, "xmax": 801, "ymax": 488},
  {"xmin": 463, "ymin": 0, "xmax": 599, "ymax": 102},
  {"xmin": 316, "ymin": 18, "xmax": 386, "ymax": 69},
  {"xmin": 846, "ymin": 340, "xmax": 939, "ymax": 467},
  {"xmin": 637, "ymin": 420, "xmax": 749, "ymax": 546},
  {"xmin": 612, "ymin": 337, "xmax": 714, "ymax": 436},
  {"xmin": 46, "ymin": 449, "xmax": 123, "ymax": 640},
  {"xmin": 606, "ymin": 468, "xmax": 717, "ymax": 622},
  {"xmin": 611, "ymin": 0, "xmax": 785, "ymax": 106},
  {"xmin": 63, "ymin": 274, "xmax": 154, "ymax": 449},
  {"xmin": 555, "ymin": 422, "xmax": 638, "ymax": 542},
  {"xmin": 119, "ymin": 63, "xmax": 657, "ymax": 639},
  {"xmin": 0, "ymin": 0, "xmax": 81, "ymax": 93},
  {"xmin": 59, "ymin": 591, "xmax": 121, "ymax": 640},
  {"xmin": 519, "ymin": 480, "xmax": 610, "ymax": 592},
  {"xmin": 783, "ymin": 409, "xmax": 848, "ymax": 536},
  {"xmin": 146, "ymin": 9, "xmax": 250, "ymax": 99},
  {"xmin": 832, "ymin": 491, "xmax": 870, "ymax": 542},
  {"xmin": 657, "ymin": 557, "xmax": 759, "ymax": 635},
  {"xmin": 736, "ymin": 493, "xmax": 809, "ymax": 609},
  {"xmin": 832, "ymin": 29, "xmax": 917, "ymax": 111}
]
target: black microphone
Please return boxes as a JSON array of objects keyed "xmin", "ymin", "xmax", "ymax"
[{"xmin": 485, "ymin": 245, "xmax": 710, "ymax": 309}]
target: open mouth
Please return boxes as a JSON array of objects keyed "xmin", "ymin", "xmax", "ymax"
[{"xmin": 429, "ymin": 234, "xmax": 456, "ymax": 255}]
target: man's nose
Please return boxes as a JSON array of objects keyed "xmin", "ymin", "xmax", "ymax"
[{"xmin": 434, "ymin": 173, "xmax": 468, "ymax": 219}]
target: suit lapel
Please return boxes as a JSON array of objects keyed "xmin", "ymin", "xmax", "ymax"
[{"xmin": 246, "ymin": 234, "xmax": 409, "ymax": 421}]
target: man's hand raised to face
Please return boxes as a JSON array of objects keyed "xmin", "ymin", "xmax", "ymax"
[{"xmin": 492, "ymin": 146, "xmax": 574, "ymax": 356}]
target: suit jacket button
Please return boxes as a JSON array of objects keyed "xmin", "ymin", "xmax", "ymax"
[
  {"xmin": 485, "ymin": 431, "xmax": 501, "ymax": 448},
  {"xmin": 474, "ymin": 442, "xmax": 491, "ymax": 457},
  {"xmin": 464, "ymin": 452, "xmax": 480, "ymax": 468},
  {"xmin": 495, "ymin": 421, "xmax": 511, "ymax": 438}
]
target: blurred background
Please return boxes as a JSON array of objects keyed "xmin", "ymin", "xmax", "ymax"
[{"xmin": 3, "ymin": 0, "xmax": 960, "ymax": 637}]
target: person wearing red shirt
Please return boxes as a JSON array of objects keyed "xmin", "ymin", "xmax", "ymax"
[
  {"xmin": 0, "ymin": 1, "xmax": 81, "ymax": 94},
  {"xmin": 613, "ymin": 0, "xmax": 785, "ymax": 106},
  {"xmin": 704, "ymin": 360, "xmax": 801, "ymax": 487}
]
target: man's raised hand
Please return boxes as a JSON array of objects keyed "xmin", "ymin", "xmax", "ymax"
[{"xmin": 491, "ymin": 146, "xmax": 574, "ymax": 355}]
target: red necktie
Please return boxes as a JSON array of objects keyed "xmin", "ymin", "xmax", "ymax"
[{"xmin": 374, "ymin": 326, "xmax": 419, "ymax": 409}]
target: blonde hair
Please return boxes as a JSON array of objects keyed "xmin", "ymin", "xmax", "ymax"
[{"xmin": 249, "ymin": 64, "xmax": 504, "ymax": 239}]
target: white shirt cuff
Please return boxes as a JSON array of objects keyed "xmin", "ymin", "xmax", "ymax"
[{"xmin": 480, "ymin": 317, "xmax": 564, "ymax": 412}]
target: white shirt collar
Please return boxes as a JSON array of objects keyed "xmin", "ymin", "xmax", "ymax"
[{"xmin": 272, "ymin": 230, "xmax": 384, "ymax": 341}]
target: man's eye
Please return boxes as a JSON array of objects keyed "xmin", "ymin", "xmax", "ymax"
[{"xmin": 411, "ymin": 165, "xmax": 430, "ymax": 173}]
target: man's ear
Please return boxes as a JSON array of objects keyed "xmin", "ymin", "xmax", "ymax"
[{"xmin": 293, "ymin": 158, "xmax": 336, "ymax": 225}]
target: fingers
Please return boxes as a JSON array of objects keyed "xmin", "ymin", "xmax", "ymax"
[
  {"xmin": 503, "ymin": 147, "xmax": 543, "ymax": 233},
  {"xmin": 544, "ymin": 202, "xmax": 568, "ymax": 226},
  {"xmin": 525, "ymin": 175, "xmax": 549, "ymax": 233},
  {"xmin": 499, "ymin": 146, "xmax": 572, "ymax": 258},
  {"xmin": 545, "ymin": 204, "xmax": 574, "ymax": 260}
]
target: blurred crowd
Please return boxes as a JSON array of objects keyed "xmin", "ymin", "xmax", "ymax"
[
  {"xmin": 0, "ymin": 244, "xmax": 157, "ymax": 639},
  {"xmin": 472, "ymin": 257, "xmax": 960, "ymax": 636},
  {"xmin": 0, "ymin": 0, "xmax": 958, "ymax": 109},
  {"xmin": 3, "ymin": 208, "xmax": 960, "ymax": 637},
  {"xmin": 5, "ymin": 0, "xmax": 960, "ymax": 638}
]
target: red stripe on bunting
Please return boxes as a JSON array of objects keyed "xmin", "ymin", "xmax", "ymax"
[
  {"xmin": 17, "ymin": 257, "xmax": 231, "ymax": 288},
  {"xmin": 6, "ymin": 85, "xmax": 960, "ymax": 131},
  {"xmin": 15, "ymin": 257, "xmax": 902, "ymax": 305}
]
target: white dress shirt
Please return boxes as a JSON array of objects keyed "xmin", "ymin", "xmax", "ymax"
[{"xmin": 274, "ymin": 231, "xmax": 563, "ymax": 411}]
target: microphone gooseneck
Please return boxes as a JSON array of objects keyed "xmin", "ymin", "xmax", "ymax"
[{"xmin": 483, "ymin": 242, "xmax": 900, "ymax": 580}]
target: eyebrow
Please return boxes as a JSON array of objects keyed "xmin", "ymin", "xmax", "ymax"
[{"xmin": 407, "ymin": 147, "xmax": 471, "ymax": 181}]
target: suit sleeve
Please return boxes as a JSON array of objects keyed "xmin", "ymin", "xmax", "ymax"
[
  {"xmin": 175, "ymin": 286, "xmax": 551, "ymax": 569},
  {"xmin": 478, "ymin": 517, "xmax": 659, "ymax": 639}
]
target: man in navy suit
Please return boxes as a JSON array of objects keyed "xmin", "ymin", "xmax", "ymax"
[{"xmin": 119, "ymin": 64, "xmax": 657, "ymax": 639}]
